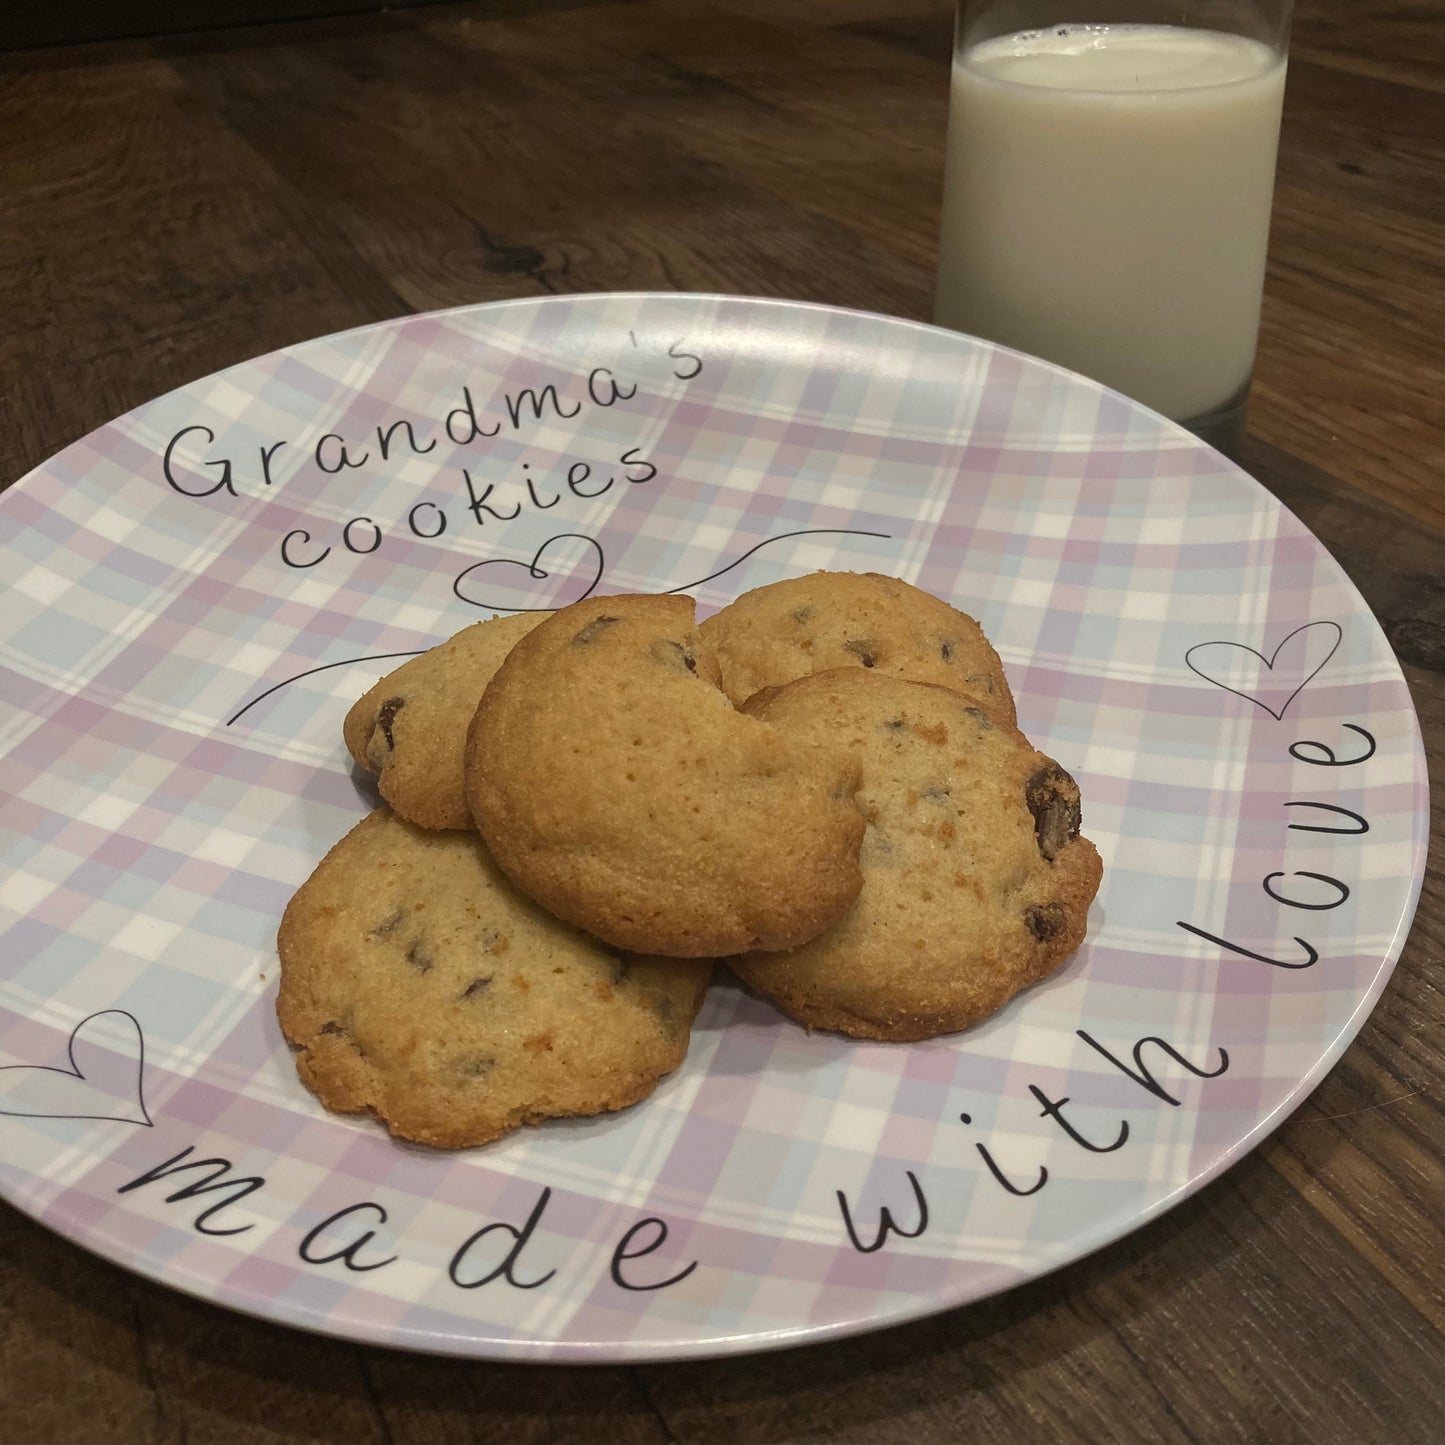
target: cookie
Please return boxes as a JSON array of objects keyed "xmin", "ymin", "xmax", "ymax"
[
  {"xmin": 344, "ymin": 612, "xmax": 547, "ymax": 830},
  {"xmin": 730, "ymin": 669, "xmax": 1101, "ymax": 1041},
  {"xmin": 699, "ymin": 571, "xmax": 1015, "ymax": 724},
  {"xmin": 466, "ymin": 593, "xmax": 866, "ymax": 958},
  {"xmin": 277, "ymin": 808, "xmax": 712, "ymax": 1148}
]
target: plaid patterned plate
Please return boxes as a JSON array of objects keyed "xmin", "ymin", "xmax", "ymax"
[{"xmin": 0, "ymin": 295, "xmax": 1427, "ymax": 1359}]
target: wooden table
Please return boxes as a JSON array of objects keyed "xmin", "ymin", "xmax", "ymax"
[{"xmin": 1, "ymin": 2, "xmax": 1440, "ymax": 1440}]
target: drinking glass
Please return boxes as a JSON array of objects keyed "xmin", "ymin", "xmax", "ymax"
[{"xmin": 934, "ymin": 0, "xmax": 1293, "ymax": 452}]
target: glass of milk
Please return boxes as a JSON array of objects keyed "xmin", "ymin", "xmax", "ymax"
[{"xmin": 934, "ymin": 0, "xmax": 1292, "ymax": 451}]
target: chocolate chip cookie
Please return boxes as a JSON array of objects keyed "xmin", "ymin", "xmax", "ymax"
[
  {"xmin": 344, "ymin": 612, "xmax": 547, "ymax": 830},
  {"xmin": 277, "ymin": 808, "xmax": 712, "ymax": 1148},
  {"xmin": 730, "ymin": 669, "xmax": 1101, "ymax": 1041},
  {"xmin": 466, "ymin": 593, "xmax": 866, "ymax": 958},
  {"xmin": 699, "ymin": 571, "xmax": 1015, "ymax": 723}
]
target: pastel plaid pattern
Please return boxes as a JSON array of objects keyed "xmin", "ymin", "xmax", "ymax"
[{"xmin": 0, "ymin": 296, "xmax": 1426, "ymax": 1359}]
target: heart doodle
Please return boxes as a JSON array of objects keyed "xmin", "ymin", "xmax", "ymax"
[
  {"xmin": 1185, "ymin": 621, "xmax": 1343, "ymax": 720},
  {"xmin": 453, "ymin": 533, "xmax": 605, "ymax": 612},
  {"xmin": 0, "ymin": 1009, "xmax": 152, "ymax": 1126}
]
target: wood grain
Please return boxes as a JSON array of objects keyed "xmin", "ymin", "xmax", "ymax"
[{"xmin": 0, "ymin": 1, "xmax": 1441, "ymax": 1442}]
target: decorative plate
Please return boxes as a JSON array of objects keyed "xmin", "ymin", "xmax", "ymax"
[{"xmin": 0, "ymin": 294, "xmax": 1426, "ymax": 1359}]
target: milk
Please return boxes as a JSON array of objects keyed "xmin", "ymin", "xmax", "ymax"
[{"xmin": 934, "ymin": 25, "xmax": 1286, "ymax": 422}]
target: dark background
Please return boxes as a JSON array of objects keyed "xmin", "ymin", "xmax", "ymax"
[{"xmin": 3, "ymin": 2, "xmax": 440, "ymax": 49}]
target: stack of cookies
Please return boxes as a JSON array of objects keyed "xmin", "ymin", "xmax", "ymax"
[{"xmin": 277, "ymin": 573, "xmax": 1103, "ymax": 1148}]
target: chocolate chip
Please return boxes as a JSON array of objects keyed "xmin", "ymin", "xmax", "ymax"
[
  {"xmin": 405, "ymin": 941, "xmax": 434, "ymax": 973},
  {"xmin": 844, "ymin": 639, "xmax": 877, "ymax": 667},
  {"xmin": 940, "ymin": 640, "xmax": 953, "ymax": 662},
  {"xmin": 319, "ymin": 1020, "xmax": 346, "ymax": 1036},
  {"xmin": 791, "ymin": 605, "xmax": 815, "ymax": 624},
  {"xmin": 373, "ymin": 696, "xmax": 404, "ymax": 750},
  {"xmin": 368, "ymin": 908, "xmax": 405, "ymax": 938},
  {"xmin": 1025, "ymin": 765, "xmax": 1081, "ymax": 861},
  {"xmin": 651, "ymin": 639, "xmax": 698, "ymax": 672},
  {"xmin": 883, "ymin": 718, "xmax": 906, "ymax": 732},
  {"xmin": 921, "ymin": 785, "xmax": 951, "ymax": 802},
  {"xmin": 460, "ymin": 975, "xmax": 493, "ymax": 1000},
  {"xmin": 650, "ymin": 993, "xmax": 682, "ymax": 1037},
  {"xmin": 1025, "ymin": 902, "xmax": 1067, "ymax": 941},
  {"xmin": 963, "ymin": 706, "xmax": 993, "ymax": 729},
  {"xmin": 572, "ymin": 615, "xmax": 620, "ymax": 645}
]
